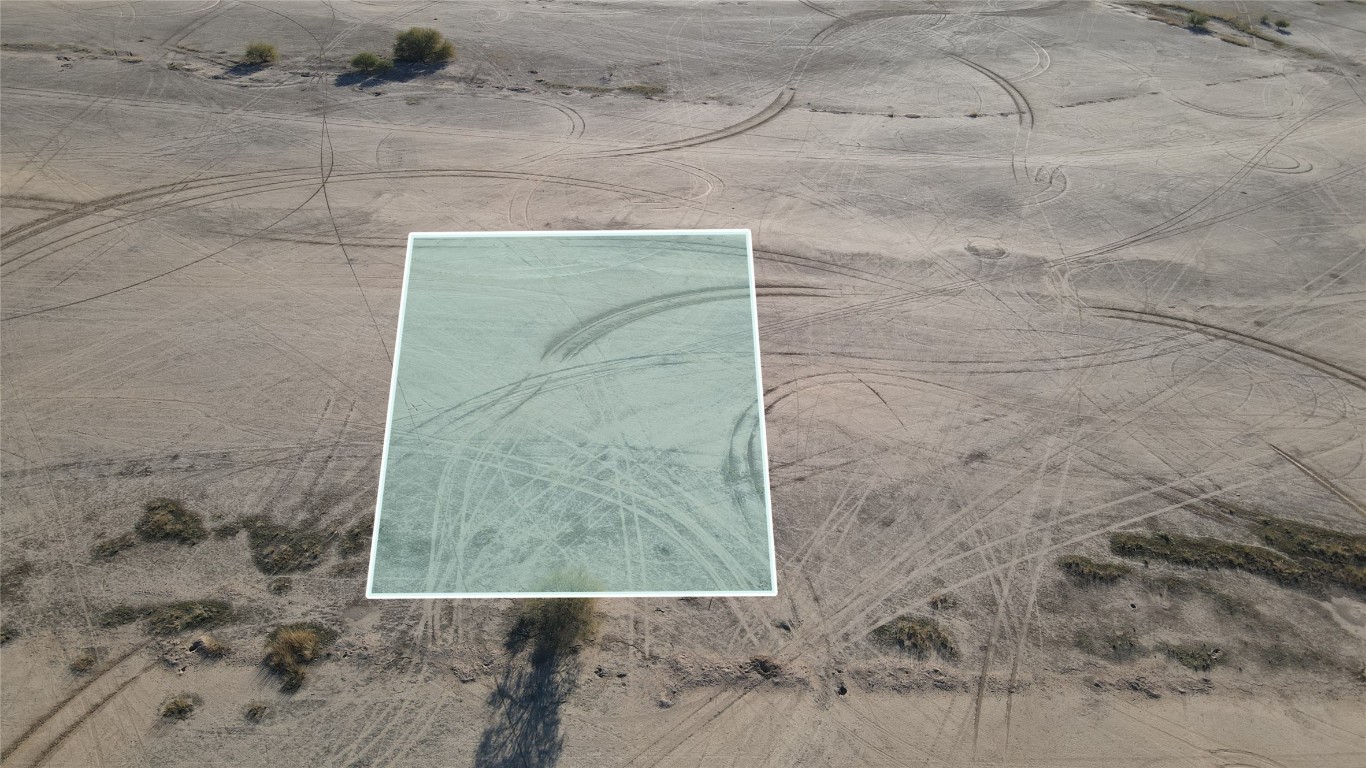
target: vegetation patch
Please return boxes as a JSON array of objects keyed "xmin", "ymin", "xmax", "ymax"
[
  {"xmin": 263, "ymin": 623, "xmax": 336, "ymax": 692},
  {"xmin": 1057, "ymin": 554, "xmax": 1131, "ymax": 585},
  {"xmin": 393, "ymin": 27, "xmax": 454, "ymax": 64},
  {"xmin": 1, "ymin": 560, "xmax": 34, "ymax": 602},
  {"xmin": 510, "ymin": 597, "xmax": 600, "ymax": 662},
  {"xmin": 749, "ymin": 655, "xmax": 783, "ymax": 679},
  {"xmin": 244, "ymin": 518, "xmax": 330, "ymax": 574},
  {"xmin": 244, "ymin": 702, "xmax": 272, "ymax": 722},
  {"xmin": 135, "ymin": 498, "xmax": 207, "ymax": 545},
  {"xmin": 869, "ymin": 615, "xmax": 958, "ymax": 661},
  {"xmin": 618, "ymin": 84, "xmax": 664, "ymax": 97},
  {"xmin": 146, "ymin": 600, "xmax": 233, "ymax": 635},
  {"xmin": 160, "ymin": 693, "xmax": 200, "ymax": 720},
  {"xmin": 0, "ymin": 625, "xmax": 17, "ymax": 645},
  {"xmin": 1076, "ymin": 628, "xmax": 1146, "ymax": 662},
  {"xmin": 267, "ymin": 576, "xmax": 293, "ymax": 595},
  {"xmin": 1249, "ymin": 516, "xmax": 1366, "ymax": 568},
  {"xmin": 1110, "ymin": 532, "xmax": 1315, "ymax": 589},
  {"xmin": 242, "ymin": 42, "xmax": 277, "ymax": 66},
  {"xmin": 190, "ymin": 634, "xmax": 228, "ymax": 658},
  {"xmin": 1159, "ymin": 642, "xmax": 1225, "ymax": 671},
  {"xmin": 92, "ymin": 533, "xmax": 139, "ymax": 560},
  {"xmin": 69, "ymin": 648, "xmax": 98, "ymax": 674},
  {"xmin": 928, "ymin": 593, "xmax": 958, "ymax": 611},
  {"xmin": 336, "ymin": 519, "xmax": 372, "ymax": 559},
  {"xmin": 98, "ymin": 600, "xmax": 232, "ymax": 634},
  {"xmin": 350, "ymin": 51, "xmax": 393, "ymax": 73}
]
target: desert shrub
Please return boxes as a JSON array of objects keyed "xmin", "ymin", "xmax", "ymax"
[
  {"xmin": 393, "ymin": 27, "xmax": 454, "ymax": 64},
  {"xmin": 928, "ymin": 593, "xmax": 958, "ymax": 611},
  {"xmin": 145, "ymin": 600, "xmax": 233, "ymax": 635},
  {"xmin": 1160, "ymin": 642, "xmax": 1225, "ymax": 671},
  {"xmin": 0, "ymin": 625, "xmax": 17, "ymax": 644},
  {"xmin": 160, "ymin": 693, "xmax": 199, "ymax": 720},
  {"xmin": 244, "ymin": 519, "xmax": 329, "ymax": 574},
  {"xmin": 1259, "ymin": 14, "xmax": 1271, "ymax": 25},
  {"xmin": 1076, "ymin": 628, "xmax": 1145, "ymax": 662},
  {"xmin": 511, "ymin": 597, "xmax": 599, "ymax": 662},
  {"xmin": 1057, "ymin": 555, "xmax": 1131, "ymax": 585},
  {"xmin": 267, "ymin": 576, "xmax": 293, "ymax": 594},
  {"xmin": 244, "ymin": 702, "xmax": 271, "ymax": 722},
  {"xmin": 1187, "ymin": 11, "xmax": 1210, "ymax": 29},
  {"xmin": 212, "ymin": 521, "xmax": 243, "ymax": 538},
  {"xmin": 190, "ymin": 634, "xmax": 228, "ymax": 658},
  {"xmin": 243, "ymin": 42, "xmax": 277, "ymax": 65},
  {"xmin": 69, "ymin": 648, "xmax": 98, "ymax": 674},
  {"xmin": 135, "ymin": 498, "xmax": 207, "ymax": 545},
  {"xmin": 1250, "ymin": 516, "xmax": 1366, "ymax": 567},
  {"xmin": 1275, "ymin": 18, "xmax": 1289, "ymax": 28},
  {"xmin": 92, "ymin": 533, "xmax": 139, "ymax": 560},
  {"xmin": 263, "ymin": 623, "xmax": 336, "ymax": 692},
  {"xmin": 97, "ymin": 605, "xmax": 148, "ymax": 628},
  {"xmin": 869, "ymin": 615, "xmax": 958, "ymax": 661},
  {"xmin": 350, "ymin": 51, "xmax": 393, "ymax": 73}
]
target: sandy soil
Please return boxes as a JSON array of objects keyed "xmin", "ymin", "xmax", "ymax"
[{"xmin": 2, "ymin": 1, "xmax": 1364, "ymax": 766}]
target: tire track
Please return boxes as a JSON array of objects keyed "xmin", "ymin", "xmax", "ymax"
[{"xmin": 577, "ymin": 87, "xmax": 795, "ymax": 158}]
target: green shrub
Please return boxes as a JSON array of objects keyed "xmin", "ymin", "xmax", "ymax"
[
  {"xmin": 243, "ymin": 42, "xmax": 277, "ymax": 65},
  {"xmin": 869, "ymin": 615, "xmax": 958, "ymax": 660},
  {"xmin": 1187, "ymin": 11, "xmax": 1210, "ymax": 29},
  {"xmin": 350, "ymin": 51, "xmax": 393, "ymax": 73},
  {"xmin": 393, "ymin": 27, "xmax": 454, "ymax": 64},
  {"xmin": 134, "ymin": 498, "xmax": 207, "ymax": 545},
  {"xmin": 1275, "ymin": 18, "xmax": 1289, "ymax": 28}
]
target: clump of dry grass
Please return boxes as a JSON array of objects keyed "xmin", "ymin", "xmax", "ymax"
[
  {"xmin": 91, "ymin": 533, "xmax": 138, "ymax": 560},
  {"xmin": 618, "ymin": 83, "xmax": 664, "ymax": 97},
  {"xmin": 190, "ymin": 634, "xmax": 228, "ymax": 658},
  {"xmin": 243, "ymin": 702, "xmax": 271, "ymax": 722},
  {"xmin": 97, "ymin": 600, "xmax": 232, "ymax": 635},
  {"xmin": 1, "ymin": 560, "xmax": 34, "ymax": 602},
  {"xmin": 267, "ymin": 576, "xmax": 292, "ymax": 595},
  {"xmin": 263, "ymin": 623, "xmax": 336, "ymax": 692},
  {"xmin": 160, "ymin": 693, "xmax": 200, "ymax": 720},
  {"xmin": 869, "ymin": 615, "xmax": 959, "ymax": 661},
  {"xmin": 135, "ymin": 498, "xmax": 207, "ymax": 545},
  {"xmin": 928, "ymin": 593, "xmax": 958, "ymax": 611},
  {"xmin": 0, "ymin": 625, "xmax": 17, "ymax": 644},
  {"xmin": 336, "ymin": 519, "xmax": 372, "ymax": 559},
  {"xmin": 1110, "ymin": 532, "xmax": 1314, "ymax": 589},
  {"xmin": 1057, "ymin": 554, "xmax": 1132, "ymax": 585}
]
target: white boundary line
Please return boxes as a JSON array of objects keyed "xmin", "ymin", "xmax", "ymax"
[{"xmin": 366, "ymin": 229, "xmax": 777, "ymax": 599}]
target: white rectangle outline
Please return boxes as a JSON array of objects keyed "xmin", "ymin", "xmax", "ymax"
[{"xmin": 366, "ymin": 229, "xmax": 778, "ymax": 599}]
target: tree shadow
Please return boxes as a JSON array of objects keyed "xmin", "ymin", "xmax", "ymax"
[
  {"xmin": 473, "ymin": 603, "xmax": 593, "ymax": 768},
  {"xmin": 334, "ymin": 62, "xmax": 448, "ymax": 88}
]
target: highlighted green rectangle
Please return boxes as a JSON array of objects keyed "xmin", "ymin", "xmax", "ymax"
[{"xmin": 367, "ymin": 230, "xmax": 776, "ymax": 598}]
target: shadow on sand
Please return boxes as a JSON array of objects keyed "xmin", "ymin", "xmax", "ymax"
[
  {"xmin": 473, "ymin": 607, "xmax": 588, "ymax": 768},
  {"xmin": 334, "ymin": 62, "xmax": 448, "ymax": 88}
]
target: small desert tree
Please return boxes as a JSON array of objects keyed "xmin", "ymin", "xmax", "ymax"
[
  {"xmin": 350, "ymin": 51, "xmax": 393, "ymax": 73},
  {"xmin": 393, "ymin": 27, "xmax": 454, "ymax": 64},
  {"xmin": 243, "ymin": 42, "xmax": 278, "ymax": 65},
  {"xmin": 1187, "ymin": 11, "xmax": 1210, "ymax": 30}
]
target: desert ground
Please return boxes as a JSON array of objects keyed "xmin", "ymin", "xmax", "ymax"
[{"xmin": 2, "ymin": 0, "xmax": 1365, "ymax": 766}]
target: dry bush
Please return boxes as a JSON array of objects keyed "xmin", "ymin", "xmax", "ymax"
[
  {"xmin": 135, "ymin": 498, "xmax": 207, "ymax": 545},
  {"xmin": 243, "ymin": 702, "xmax": 271, "ymax": 722},
  {"xmin": 160, "ymin": 693, "xmax": 199, "ymax": 720},
  {"xmin": 69, "ymin": 648, "xmax": 98, "ymax": 674},
  {"xmin": 0, "ymin": 625, "xmax": 17, "ymax": 645},
  {"xmin": 869, "ymin": 615, "xmax": 958, "ymax": 661},
  {"xmin": 92, "ymin": 533, "xmax": 138, "ymax": 560},
  {"xmin": 928, "ymin": 593, "xmax": 958, "ymax": 611},
  {"xmin": 512, "ymin": 597, "xmax": 600, "ymax": 661},
  {"xmin": 1076, "ymin": 628, "xmax": 1146, "ymax": 662},
  {"xmin": 244, "ymin": 519, "xmax": 329, "ymax": 574},
  {"xmin": 263, "ymin": 623, "xmax": 335, "ymax": 692},
  {"xmin": 190, "ymin": 634, "xmax": 228, "ymax": 658},
  {"xmin": 1159, "ymin": 642, "xmax": 1225, "ymax": 671},
  {"xmin": 145, "ymin": 600, "xmax": 232, "ymax": 635}
]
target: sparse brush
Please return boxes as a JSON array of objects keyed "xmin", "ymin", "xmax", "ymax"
[
  {"xmin": 0, "ymin": 625, "xmax": 17, "ymax": 644},
  {"xmin": 267, "ymin": 576, "xmax": 293, "ymax": 594},
  {"xmin": 245, "ymin": 520, "xmax": 329, "ymax": 574},
  {"xmin": 1110, "ymin": 532, "xmax": 1315, "ymax": 590},
  {"xmin": 160, "ymin": 693, "xmax": 199, "ymax": 720},
  {"xmin": 92, "ymin": 533, "xmax": 139, "ymax": 560},
  {"xmin": 263, "ymin": 623, "xmax": 335, "ymax": 692},
  {"xmin": 1057, "ymin": 555, "xmax": 1131, "ymax": 585},
  {"xmin": 1076, "ymin": 628, "xmax": 1146, "ymax": 662},
  {"xmin": 336, "ymin": 519, "xmax": 372, "ymax": 559},
  {"xmin": 1159, "ymin": 642, "xmax": 1225, "ymax": 671},
  {"xmin": 869, "ymin": 615, "xmax": 958, "ymax": 661},
  {"xmin": 618, "ymin": 84, "xmax": 664, "ymax": 97},
  {"xmin": 134, "ymin": 498, "xmax": 207, "ymax": 545},
  {"xmin": 97, "ymin": 604, "xmax": 148, "ymax": 628},
  {"xmin": 243, "ymin": 702, "xmax": 271, "ymax": 722},
  {"xmin": 1249, "ymin": 516, "xmax": 1365, "ymax": 567},
  {"xmin": 1, "ymin": 560, "xmax": 34, "ymax": 602},
  {"xmin": 928, "ymin": 593, "xmax": 958, "ymax": 611},
  {"xmin": 511, "ymin": 597, "xmax": 600, "ymax": 661},
  {"xmin": 145, "ymin": 600, "xmax": 232, "ymax": 635},
  {"xmin": 69, "ymin": 648, "xmax": 98, "ymax": 673}
]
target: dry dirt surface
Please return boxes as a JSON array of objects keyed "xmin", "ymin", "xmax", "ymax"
[{"xmin": 3, "ymin": 1, "xmax": 1365, "ymax": 766}]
